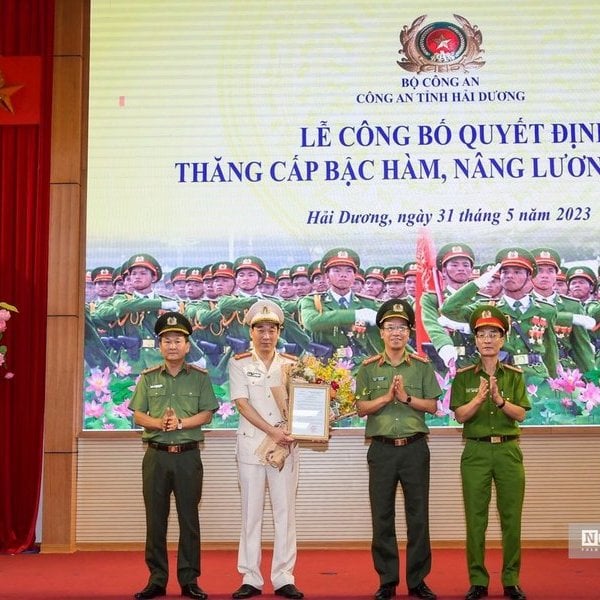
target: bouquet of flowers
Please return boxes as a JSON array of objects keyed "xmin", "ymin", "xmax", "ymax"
[
  {"xmin": 0, "ymin": 302, "xmax": 18, "ymax": 378},
  {"xmin": 287, "ymin": 353, "xmax": 356, "ymax": 422}
]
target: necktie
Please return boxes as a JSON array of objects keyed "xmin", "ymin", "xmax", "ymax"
[
  {"xmin": 514, "ymin": 300, "xmax": 523, "ymax": 313},
  {"xmin": 339, "ymin": 297, "xmax": 348, "ymax": 309}
]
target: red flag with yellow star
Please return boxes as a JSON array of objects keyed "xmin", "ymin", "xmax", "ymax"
[
  {"xmin": 0, "ymin": 56, "xmax": 41, "ymax": 125},
  {"xmin": 414, "ymin": 228, "xmax": 444, "ymax": 354}
]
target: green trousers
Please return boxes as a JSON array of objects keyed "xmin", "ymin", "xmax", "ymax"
[
  {"xmin": 142, "ymin": 447, "xmax": 204, "ymax": 587},
  {"xmin": 367, "ymin": 437, "xmax": 432, "ymax": 589},
  {"xmin": 460, "ymin": 439, "xmax": 525, "ymax": 586}
]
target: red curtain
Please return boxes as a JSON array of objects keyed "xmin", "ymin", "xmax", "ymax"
[{"xmin": 0, "ymin": 0, "xmax": 55, "ymax": 554}]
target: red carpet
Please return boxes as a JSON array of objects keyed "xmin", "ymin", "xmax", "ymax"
[{"xmin": 0, "ymin": 548, "xmax": 596, "ymax": 599}]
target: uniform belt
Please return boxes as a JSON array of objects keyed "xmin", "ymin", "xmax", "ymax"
[
  {"xmin": 372, "ymin": 432, "xmax": 426, "ymax": 447},
  {"xmin": 147, "ymin": 441, "xmax": 199, "ymax": 453},
  {"xmin": 466, "ymin": 435, "xmax": 519, "ymax": 444}
]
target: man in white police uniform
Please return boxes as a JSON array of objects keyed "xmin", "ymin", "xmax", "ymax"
[{"xmin": 228, "ymin": 300, "xmax": 304, "ymax": 600}]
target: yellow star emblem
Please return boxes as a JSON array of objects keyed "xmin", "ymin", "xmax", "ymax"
[{"xmin": 0, "ymin": 70, "xmax": 23, "ymax": 114}]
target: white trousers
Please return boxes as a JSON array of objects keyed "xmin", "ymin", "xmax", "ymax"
[{"xmin": 236, "ymin": 452, "xmax": 299, "ymax": 590}]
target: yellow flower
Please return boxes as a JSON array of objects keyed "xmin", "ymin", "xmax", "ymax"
[{"xmin": 288, "ymin": 355, "xmax": 356, "ymax": 421}]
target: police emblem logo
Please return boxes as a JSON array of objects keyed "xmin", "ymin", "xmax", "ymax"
[
  {"xmin": 393, "ymin": 303, "xmax": 404, "ymax": 312},
  {"xmin": 540, "ymin": 251, "xmax": 551, "ymax": 259},
  {"xmin": 167, "ymin": 316, "xmax": 177, "ymax": 326},
  {"xmin": 481, "ymin": 310, "xmax": 492, "ymax": 319},
  {"xmin": 191, "ymin": 269, "xmax": 200, "ymax": 276},
  {"xmin": 508, "ymin": 250, "xmax": 519, "ymax": 259},
  {"xmin": 242, "ymin": 258, "xmax": 252, "ymax": 265},
  {"xmin": 135, "ymin": 255, "xmax": 145, "ymax": 262},
  {"xmin": 452, "ymin": 245, "xmax": 464, "ymax": 253},
  {"xmin": 398, "ymin": 14, "xmax": 485, "ymax": 73},
  {"xmin": 338, "ymin": 251, "xmax": 348, "ymax": 258}
]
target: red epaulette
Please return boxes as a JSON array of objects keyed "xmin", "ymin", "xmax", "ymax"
[
  {"xmin": 408, "ymin": 353, "xmax": 430, "ymax": 364},
  {"xmin": 362, "ymin": 354, "xmax": 382, "ymax": 365},
  {"xmin": 234, "ymin": 352, "xmax": 253, "ymax": 360},
  {"xmin": 142, "ymin": 365, "xmax": 162, "ymax": 374},
  {"xmin": 280, "ymin": 352, "xmax": 298, "ymax": 361},
  {"xmin": 456, "ymin": 364, "xmax": 477, "ymax": 374},
  {"xmin": 189, "ymin": 364, "xmax": 208, "ymax": 374}
]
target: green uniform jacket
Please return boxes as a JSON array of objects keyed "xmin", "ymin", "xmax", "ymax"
[
  {"xmin": 440, "ymin": 281, "xmax": 559, "ymax": 379},
  {"xmin": 355, "ymin": 350, "xmax": 442, "ymax": 438},
  {"xmin": 300, "ymin": 292, "xmax": 383, "ymax": 360},
  {"xmin": 421, "ymin": 288, "xmax": 477, "ymax": 368},
  {"xmin": 130, "ymin": 362, "xmax": 218, "ymax": 443},
  {"xmin": 450, "ymin": 361, "xmax": 531, "ymax": 436},
  {"xmin": 543, "ymin": 293, "xmax": 595, "ymax": 374}
]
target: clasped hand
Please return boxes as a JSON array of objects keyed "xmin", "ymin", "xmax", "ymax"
[
  {"xmin": 387, "ymin": 375, "xmax": 407, "ymax": 403},
  {"xmin": 162, "ymin": 408, "xmax": 178, "ymax": 431},
  {"xmin": 477, "ymin": 376, "xmax": 503, "ymax": 406}
]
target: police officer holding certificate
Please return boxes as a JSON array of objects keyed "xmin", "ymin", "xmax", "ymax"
[{"xmin": 229, "ymin": 300, "xmax": 303, "ymax": 600}]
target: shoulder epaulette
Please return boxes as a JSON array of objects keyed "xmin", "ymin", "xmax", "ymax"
[
  {"xmin": 533, "ymin": 297, "xmax": 555, "ymax": 308},
  {"xmin": 456, "ymin": 364, "xmax": 477, "ymax": 374},
  {"xmin": 503, "ymin": 363, "xmax": 524, "ymax": 373},
  {"xmin": 233, "ymin": 351, "xmax": 252, "ymax": 360},
  {"xmin": 279, "ymin": 352, "xmax": 298, "ymax": 361},
  {"xmin": 354, "ymin": 292, "xmax": 377, "ymax": 301},
  {"xmin": 362, "ymin": 354, "xmax": 382, "ymax": 365},
  {"xmin": 189, "ymin": 364, "xmax": 208, "ymax": 373},
  {"xmin": 142, "ymin": 365, "xmax": 162, "ymax": 374},
  {"xmin": 408, "ymin": 353, "xmax": 430, "ymax": 363},
  {"xmin": 559, "ymin": 293, "xmax": 580, "ymax": 302}
]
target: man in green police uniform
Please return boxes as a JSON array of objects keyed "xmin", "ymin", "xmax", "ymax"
[
  {"xmin": 420, "ymin": 243, "xmax": 477, "ymax": 373},
  {"xmin": 440, "ymin": 248, "xmax": 559, "ymax": 384},
  {"xmin": 567, "ymin": 266, "xmax": 600, "ymax": 366},
  {"xmin": 109, "ymin": 254, "xmax": 181, "ymax": 374},
  {"xmin": 299, "ymin": 248, "xmax": 381, "ymax": 365},
  {"xmin": 383, "ymin": 266, "xmax": 405, "ymax": 300},
  {"xmin": 531, "ymin": 248, "xmax": 595, "ymax": 374},
  {"xmin": 355, "ymin": 299, "xmax": 441, "ymax": 600},
  {"xmin": 130, "ymin": 312, "xmax": 218, "ymax": 600},
  {"xmin": 450, "ymin": 306, "xmax": 530, "ymax": 600},
  {"xmin": 363, "ymin": 266, "xmax": 386, "ymax": 299}
]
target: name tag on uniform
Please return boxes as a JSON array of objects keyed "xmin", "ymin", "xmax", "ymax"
[
  {"xmin": 372, "ymin": 376, "xmax": 386, "ymax": 382},
  {"xmin": 149, "ymin": 384, "xmax": 163, "ymax": 389},
  {"xmin": 466, "ymin": 387, "xmax": 479, "ymax": 393},
  {"xmin": 244, "ymin": 369, "xmax": 262, "ymax": 378}
]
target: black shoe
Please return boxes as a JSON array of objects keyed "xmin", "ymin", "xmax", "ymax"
[
  {"xmin": 181, "ymin": 583, "xmax": 208, "ymax": 599},
  {"xmin": 134, "ymin": 583, "xmax": 166, "ymax": 600},
  {"xmin": 408, "ymin": 581, "xmax": 437, "ymax": 600},
  {"xmin": 465, "ymin": 585, "xmax": 488, "ymax": 600},
  {"xmin": 232, "ymin": 584, "xmax": 262, "ymax": 599},
  {"xmin": 504, "ymin": 585, "xmax": 526, "ymax": 600},
  {"xmin": 374, "ymin": 584, "xmax": 396, "ymax": 600},
  {"xmin": 274, "ymin": 584, "xmax": 304, "ymax": 599}
]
